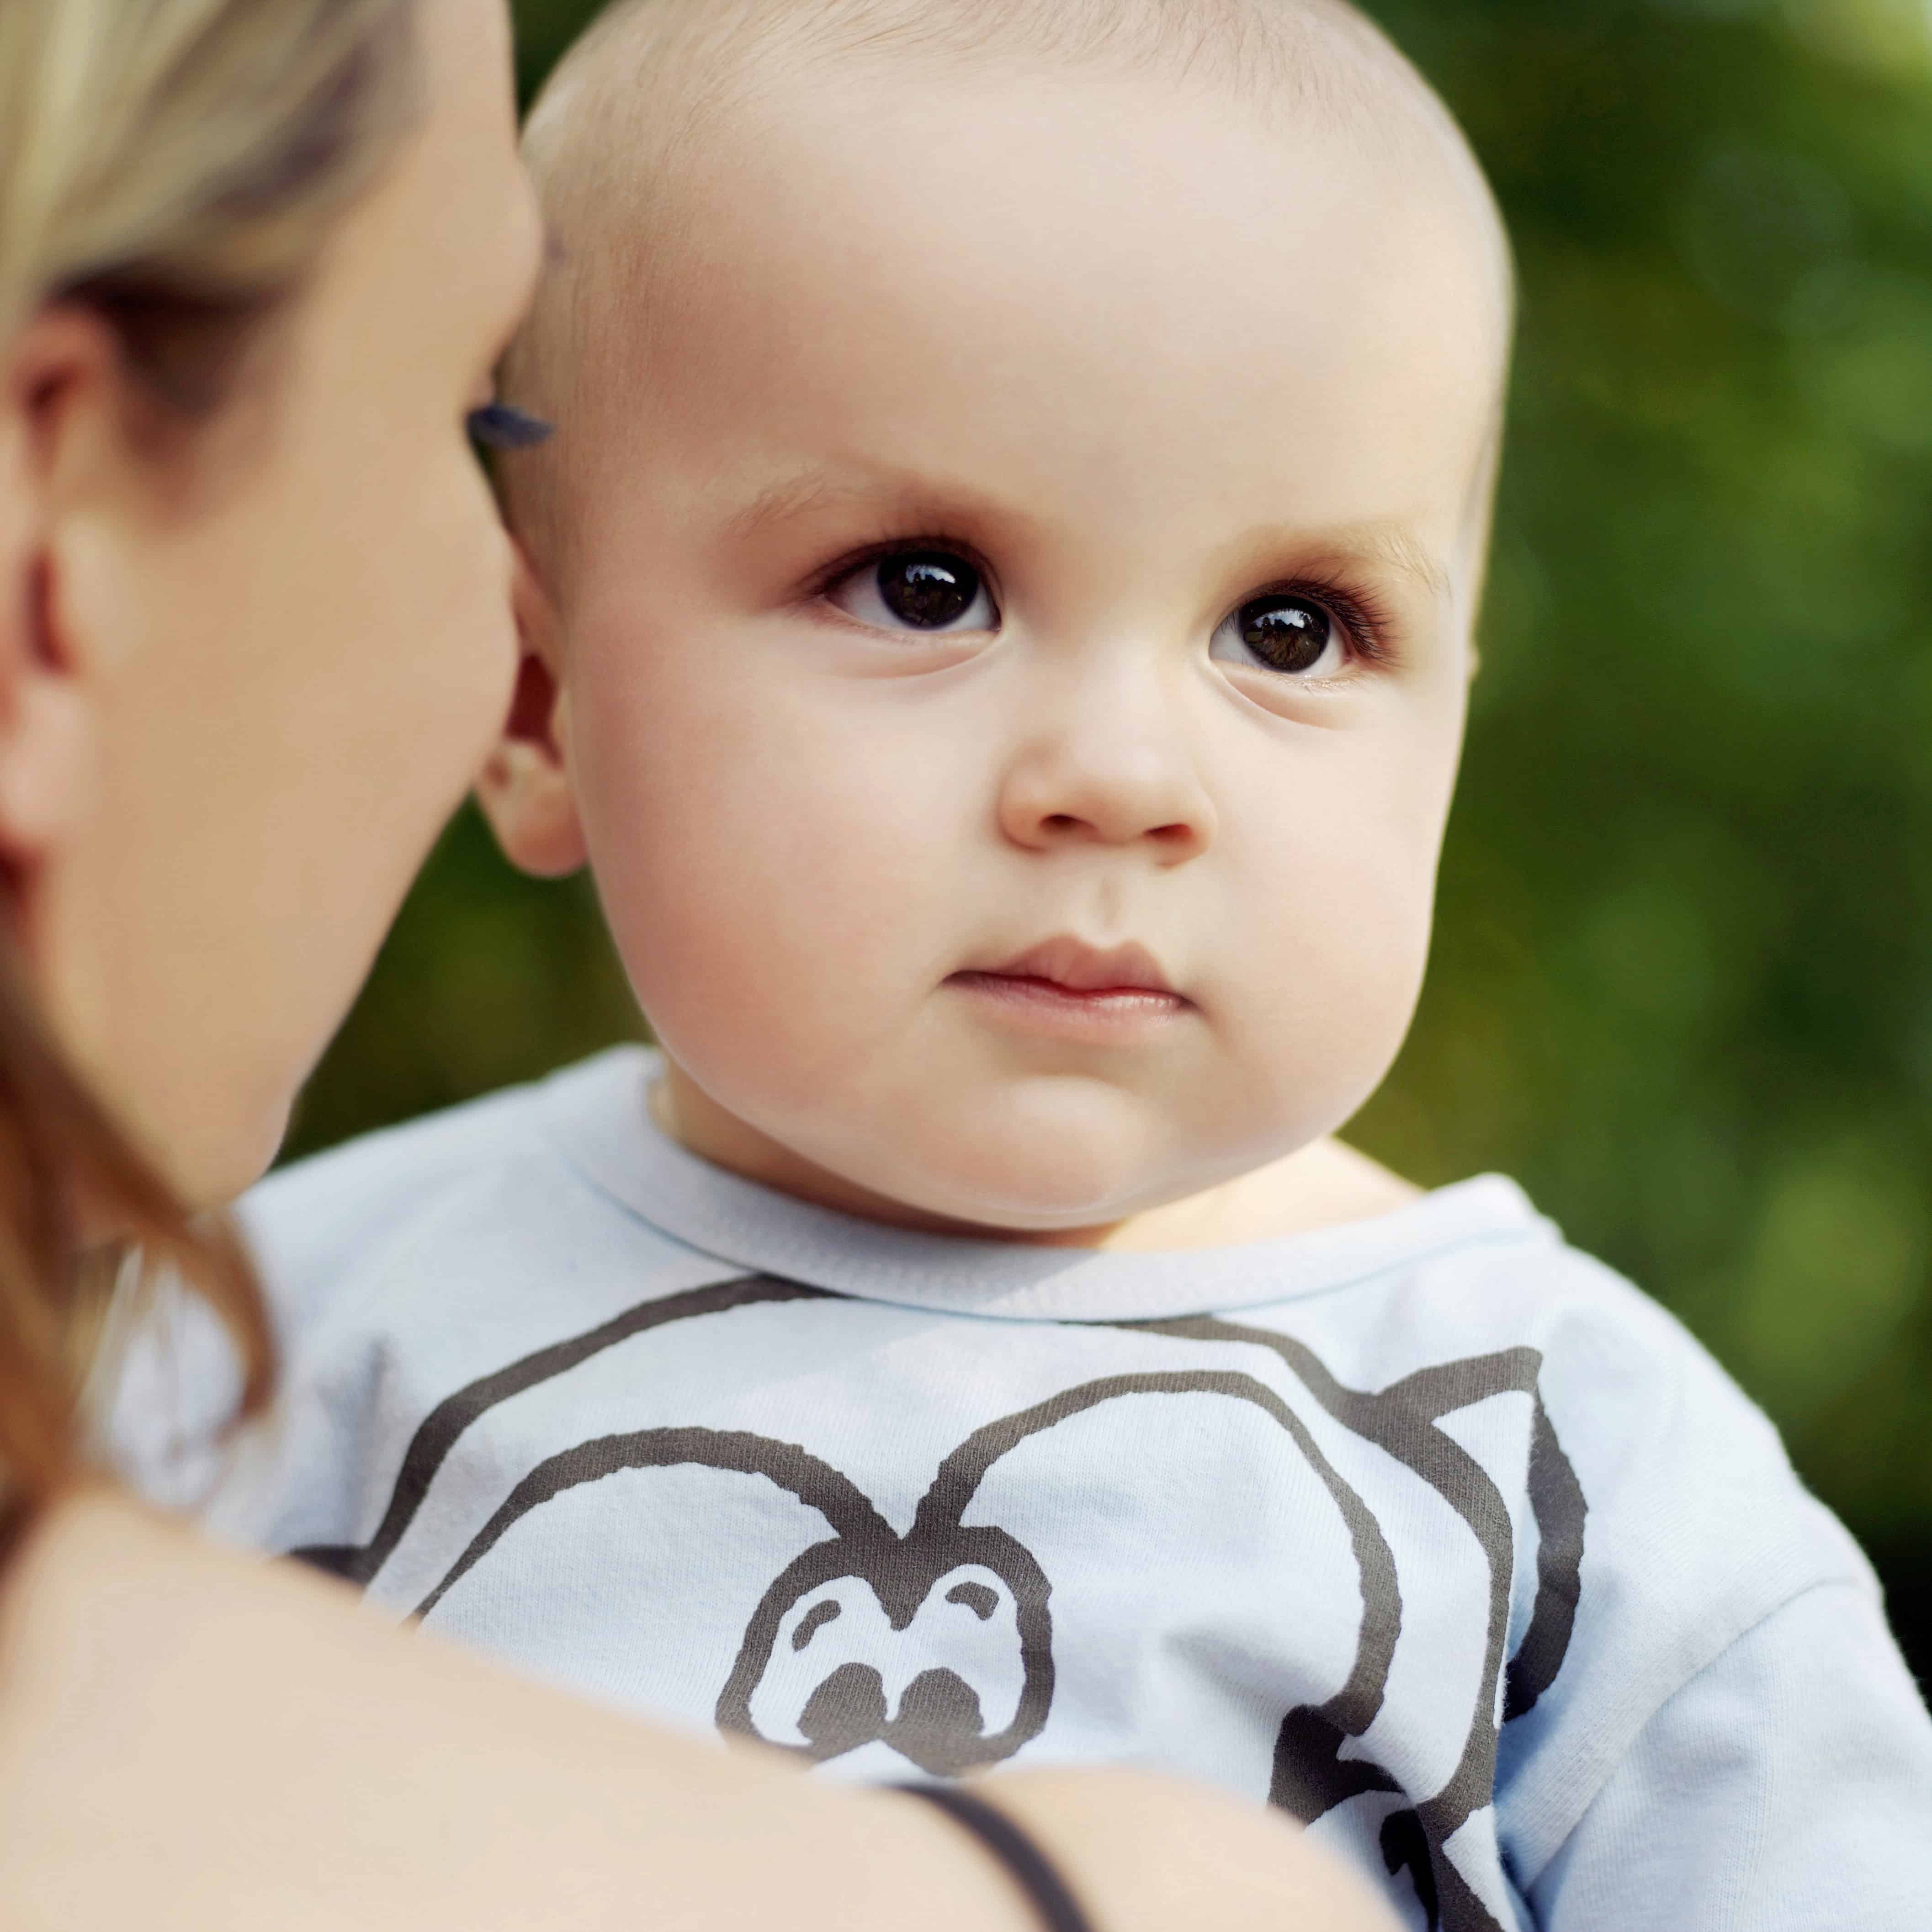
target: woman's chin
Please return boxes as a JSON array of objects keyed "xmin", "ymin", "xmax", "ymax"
[{"xmin": 156, "ymin": 1087, "xmax": 295, "ymax": 1210}]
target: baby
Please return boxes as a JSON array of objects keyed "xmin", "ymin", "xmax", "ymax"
[{"xmin": 205, "ymin": 1, "xmax": 1932, "ymax": 1927}]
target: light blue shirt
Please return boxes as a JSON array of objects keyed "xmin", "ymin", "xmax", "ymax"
[{"xmin": 139, "ymin": 1049, "xmax": 1932, "ymax": 1932}]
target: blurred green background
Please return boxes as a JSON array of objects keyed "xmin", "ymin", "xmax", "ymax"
[{"xmin": 288, "ymin": 0, "xmax": 1932, "ymax": 1680}]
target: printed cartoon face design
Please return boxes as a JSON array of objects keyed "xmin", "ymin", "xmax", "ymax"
[
  {"xmin": 733, "ymin": 1533, "xmax": 1046, "ymax": 1774},
  {"xmin": 298, "ymin": 1276, "xmax": 1586, "ymax": 1932}
]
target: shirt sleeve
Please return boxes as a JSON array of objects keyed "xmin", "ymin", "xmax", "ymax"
[{"xmin": 1528, "ymin": 1579, "xmax": 1932, "ymax": 1931}]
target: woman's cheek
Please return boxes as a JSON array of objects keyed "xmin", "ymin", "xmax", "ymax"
[{"xmin": 406, "ymin": 460, "xmax": 520, "ymax": 795}]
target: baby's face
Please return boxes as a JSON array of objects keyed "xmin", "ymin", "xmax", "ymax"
[{"xmin": 532, "ymin": 63, "xmax": 1506, "ymax": 1232}]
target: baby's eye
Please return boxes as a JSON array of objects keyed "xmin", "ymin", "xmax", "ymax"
[
  {"xmin": 825, "ymin": 549, "xmax": 998, "ymax": 634},
  {"xmin": 1209, "ymin": 593, "xmax": 1346, "ymax": 678}
]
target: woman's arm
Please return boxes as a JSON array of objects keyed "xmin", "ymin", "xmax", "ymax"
[{"xmin": 0, "ymin": 1491, "xmax": 1396, "ymax": 1932}]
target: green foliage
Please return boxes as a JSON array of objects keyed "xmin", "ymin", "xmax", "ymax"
[{"xmin": 288, "ymin": 0, "xmax": 1932, "ymax": 1672}]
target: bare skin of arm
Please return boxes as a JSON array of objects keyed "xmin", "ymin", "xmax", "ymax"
[{"xmin": 0, "ymin": 1492, "xmax": 1400, "ymax": 1932}]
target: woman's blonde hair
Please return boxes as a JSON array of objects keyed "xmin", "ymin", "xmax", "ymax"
[{"xmin": 0, "ymin": 0, "xmax": 421, "ymax": 1543}]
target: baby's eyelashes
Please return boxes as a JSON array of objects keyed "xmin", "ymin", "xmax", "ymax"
[
  {"xmin": 811, "ymin": 548, "xmax": 1390, "ymax": 680},
  {"xmin": 1208, "ymin": 586, "xmax": 1391, "ymax": 680},
  {"xmin": 824, "ymin": 548, "xmax": 999, "ymax": 636}
]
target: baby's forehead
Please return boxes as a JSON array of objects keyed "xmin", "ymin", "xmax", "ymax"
[
  {"xmin": 505, "ymin": 0, "xmax": 1509, "ymax": 582},
  {"xmin": 532, "ymin": 0, "xmax": 1413, "ymax": 137},
  {"xmin": 519, "ymin": 0, "xmax": 1507, "ymax": 354}
]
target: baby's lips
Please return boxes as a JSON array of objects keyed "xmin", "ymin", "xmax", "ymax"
[{"xmin": 971, "ymin": 935, "xmax": 1178, "ymax": 996}]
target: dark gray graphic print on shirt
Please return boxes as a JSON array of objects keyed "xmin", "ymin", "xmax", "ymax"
[{"xmin": 294, "ymin": 1276, "xmax": 1586, "ymax": 1932}]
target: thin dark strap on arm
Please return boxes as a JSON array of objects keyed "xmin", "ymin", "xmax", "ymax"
[{"xmin": 894, "ymin": 1783, "xmax": 1099, "ymax": 1932}]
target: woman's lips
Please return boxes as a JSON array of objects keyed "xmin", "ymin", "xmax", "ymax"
[{"xmin": 944, "ymin": 937, "xmax": 1190, "ymax": 1044}]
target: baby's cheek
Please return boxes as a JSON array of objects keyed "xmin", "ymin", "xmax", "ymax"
[
  {"xmin": 607, "ymin": 660, "xmax": 946, "ymax": 902},
  {"xmin": 1221, "ymin": 811, "xmax": 1437, "ymax": 1120},
  {"xmin": 580, "ymin": 733, "xmax": 939, "ymax": 1105}
]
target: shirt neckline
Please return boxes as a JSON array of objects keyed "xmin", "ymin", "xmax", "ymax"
[{"xmin": 541, "ymin": 1047, "xmax": 1555, "ymax": 1324}]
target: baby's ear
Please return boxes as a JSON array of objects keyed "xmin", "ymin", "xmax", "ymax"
[{"xmin": 475, "ymin": 540, "xmax": 588, "ymax": 878}]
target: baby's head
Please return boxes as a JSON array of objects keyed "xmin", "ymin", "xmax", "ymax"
[{"xmin": 483, "ymin": 0, "xmax": 1511, "ymax": 1237}]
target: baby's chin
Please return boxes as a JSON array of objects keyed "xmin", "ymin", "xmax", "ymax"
[{"xmin": 761, "ymin": 1072, "xmax": 1290, "ymax": 1239}]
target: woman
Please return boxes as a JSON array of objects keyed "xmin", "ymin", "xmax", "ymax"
[{"xmin": 0, "ymin": 3, "xmax": 1395, "ymax": 1928}]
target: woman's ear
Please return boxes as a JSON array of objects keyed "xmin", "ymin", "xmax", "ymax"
[
  {"xmin": 0, "ymin": 306, "xmax": 119, "ymax": 884},
  {"xmin": 475, "ymin": 538, "xmax": 588, "ymax": 878}
]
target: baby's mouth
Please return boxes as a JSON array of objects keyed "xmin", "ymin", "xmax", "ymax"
[{"xmin": 944, "ymin": 937, "xmax": 1191, "ymax": 1038}]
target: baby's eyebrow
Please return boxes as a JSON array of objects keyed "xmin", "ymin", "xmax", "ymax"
[
  {"xmin": 1358, "ymin": 526, "xmax": 1454, "ymax": 601},
  {"xmin": 730, "ymin": 471, "xmax": 1456, "ymax": 605},
  {"xmin": 725, "ymin": 465, "xmax": 993, "ymax": 544},
  {"xmin": 728, "ymin": 471, "xmax": 851, "ymax": 540},
  {"xmin": 1216, "ymin": 520, "xmax": 1455, "ymax": 603}
]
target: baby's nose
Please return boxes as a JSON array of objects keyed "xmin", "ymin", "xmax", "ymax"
[{"xmin": 996, "ymin": 681, "xmax": 1215, "ymax": 862}]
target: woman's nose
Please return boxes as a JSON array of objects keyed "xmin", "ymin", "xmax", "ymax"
[{"xmin": 995, "ymin": 667, "xmax": 1216, "ymax": 863}]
